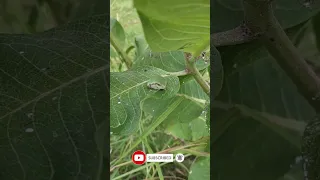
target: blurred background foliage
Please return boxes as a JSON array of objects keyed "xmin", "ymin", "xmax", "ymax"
[{"xmin": 0, "ymin": 0, "xmax": 78, "ymax": 33}]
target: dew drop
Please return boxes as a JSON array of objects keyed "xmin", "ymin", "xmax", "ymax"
[
  {"xmin": 25, "ymin": 128, "xmax": 34, "ymax": 133},
  {"xmin": 117, "ymin": 97, "xmax": 121, "ymax": 104},
  {"xmin": 189, "ymin": 170, "xmax": 192, "ymax": 174},
  {"xmin": 110, "ymin": 132, "xmax": 113, "ymax": 135}
]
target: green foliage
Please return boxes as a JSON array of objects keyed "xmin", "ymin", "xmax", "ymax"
[
  {"xmin": 110, "ymin": 0, "xmax": 210, "ymax": 179},
  {"xmin": 0, "ymin": 0, "xmax": 108, "ymax": 179},
  {"xmin": 212, "ymin": 0, "xmax": 320, "ymax": 179},
  {"xmin": 134, "ymin": 0, "xmax": 210, "ymax": 54}
]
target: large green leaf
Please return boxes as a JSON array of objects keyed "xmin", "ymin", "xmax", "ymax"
[
  {"xmin": 212, "ymin": 109, "xmax": 300, "ymax": 180},
  {"xmin": 110, "ymin": 66, "xmax": 180, "ymax": 135},
  {"xmin": 179, "ymin": 79, "xmax": 209, "ymax": 101},
  {"xmin": 217, "ymin": 42, "xmax": 315, "ymax": 120},
  {"xmin": 212, "ymin": 0, "xmax": 320, "ymax": 33},
  {"xmin": 134, "ymin": 0, "xmax": 210, "ymax": 54},
  {"xmin": 212, "ymin": 33, "xmax": 315, "ymax": 179},
  {"xmin": 161, "ymin": 77, "xmax": 209, "ymax": 140},
  {"xmin": 133, "ymin": 49, "xmax": 209, "ymax": 72},
  {"xmin": 165, "ymin": 113, "xmax": 209, "ymax": 142},
  {"xmin": 142, "ymin": 95, "xmax": 205, "ymax": 126},
  {"xmin": 0, "ymin": 14, "xmax": 108, "ymax": 179}
]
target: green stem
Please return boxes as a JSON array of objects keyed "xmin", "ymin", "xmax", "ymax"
[
  {"xmin": 110, "ymin": 34, "xmax": 133, "ymax": 68},
  {"xmin": 112, "ymin": 97, "xmax": 183, "ymax": 166},
  {"xmin": 187, "ymin": 61, "xmax": 210, "ymax": 96},
  {"xmin": 185, "ymin": 39, "xmax": 210, "ymax": 96},
  {"xmin": 243, "ymin": 0, "xmax": 320, "ymax": 112}
]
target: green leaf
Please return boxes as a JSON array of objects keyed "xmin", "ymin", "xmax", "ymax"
[
  {"xmin": 134, "ymin": 34, "xmax": 149, "ymax": 57},
  {"xmin": 134, "ymin": 0, "xmax": 210, "ymax": 53},
  {"xmin": 0, "ymin": 14, "xmax": 108, "ymax": 179},
  {"xmin": 179, "ymin": 79, "xmax": 209, "ymax": 101},
  {"xmin": 165, "ymin": 114, "xmax": 209, "ymax": 141},
  {"xmin": 110, "ymin": 66, "xmax": 180, "ymax": 135},
  {"xmin": 217, "ymin": 42, "xmax": 315, "ymax": 120},
  {"xmin": 110, "ymin": 17, "xmax": 126, "ymax": 50},
  {"xmin": 165, "ymin": 121, "xmax": 192, "ymax": 141},
  {"xmin": 212, "ymin": 107, "xmax": 301, "ymax": 180},
  {"xmin": 212, "ymin": 37, "xmax": 315, "ymax": 178},
  {"xmin": 213, "ymin": 0, "xmax": 320, "ymax": 32},
  {"xmin": 134, "ymin": 49, "xmax": 209, "ymax": 72},
  {"xmin": 190, "ymin": 115, "xmax": 209, "ymax": 140},
  {"xmin": 142, "ymin": 95, "xmax": 205, "ymax": 126},
  {"xmin": 188, "ymin": 157, "xmax": 210, "ymax": 180}
]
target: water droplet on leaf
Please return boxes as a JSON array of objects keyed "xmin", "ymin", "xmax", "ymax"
[{"xmin": 117, "ymin": 97, "xmax": 121, "ymax": 104}]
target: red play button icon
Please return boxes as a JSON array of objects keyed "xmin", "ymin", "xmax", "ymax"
[{"xmin": 132, "ymin": 150, "xmax": 146, "ymax": 165}]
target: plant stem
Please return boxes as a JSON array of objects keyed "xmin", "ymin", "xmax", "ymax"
[
  {"xmin": 242, "ymin": 0, "xmax": 320, "ymax": 112},
  {"xmin": 212, "ymin": 24, "xmax": 261, "ymax": 47},
  {"xmin": 186, "ymin": 60, "xmax": 210, "ymax": 96},
  {"xmin": 110, "ymin": 34, "xmax": 133, "ymax": 68},
  {"xmin": 185, "ymin": 39, "xmax": 210, "ymax": 96}
]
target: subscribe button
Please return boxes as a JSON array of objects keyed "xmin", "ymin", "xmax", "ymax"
[{"xmin": 132, "ymin": 150, "xmax": 184, "ymax": 165}]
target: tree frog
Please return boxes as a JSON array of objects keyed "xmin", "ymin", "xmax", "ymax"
[{"xmin": 147, "ymin": 81, "xmax": 166, "ymax": 90}]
